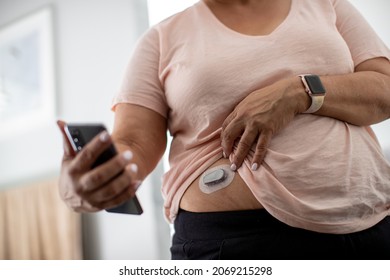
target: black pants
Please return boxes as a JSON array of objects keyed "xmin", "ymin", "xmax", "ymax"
[{"xmin": 171, "ymin": 209, "xmax": 390, "ymax": 260}]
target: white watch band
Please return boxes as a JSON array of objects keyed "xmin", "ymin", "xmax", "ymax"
[{"xmin": 304, "ymin": 95, "xmax": 325, "ymax": 114}]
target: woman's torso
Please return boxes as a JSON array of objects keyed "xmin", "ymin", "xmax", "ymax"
[
  {"xmin": 180, "ymin": 0, "xmax": 291, "ymax": 212},
  {"xmin": 117, "ymin": 0, "xmax": 390, "ymax": 231}
]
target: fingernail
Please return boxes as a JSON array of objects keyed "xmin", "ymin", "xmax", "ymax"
[
  {"xmin": 251, "ymin": 163, "xmax": 258, "ymax": 171},
  {"xmin": 99, "ymin": 131, "xmax": 109, "ymax": 142},
  {"xmin": 122, "ymin": 150, "xmax": 133, "ymax": 161},
  {"xmin": 129, "ymin": 163, "xmax": 138, "ymax": 173},
  {"xmin": 230, "ymin": 163, "xmax": 237, "ymax": 171},
  {"xmin": 223, "ymin": 151, "xmax": 227, "ymax": 158}
]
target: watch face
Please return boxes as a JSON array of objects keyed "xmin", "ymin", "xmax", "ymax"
[{"xmin": 305, "ymin": 75, "xmax": 326, "ymax": 95}]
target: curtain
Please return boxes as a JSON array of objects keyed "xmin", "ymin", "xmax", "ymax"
[{"xmin": 0, "ymin": 178, "xmax": 82, "ymax": 260}]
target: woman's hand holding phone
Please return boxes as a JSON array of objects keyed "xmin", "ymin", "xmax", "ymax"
[{"xmin": 57, "ymin": 120, "xmax": 142, "ymax": 213}]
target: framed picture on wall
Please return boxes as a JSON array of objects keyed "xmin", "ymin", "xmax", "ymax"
[{"xmin": 0, "ymin": 7, "xmax": 55, "ymax": 138}]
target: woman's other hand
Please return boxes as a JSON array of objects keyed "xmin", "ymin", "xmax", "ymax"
[{"xmin": 221, "ymin": 78, "xmax": 309, "ymax": 171}]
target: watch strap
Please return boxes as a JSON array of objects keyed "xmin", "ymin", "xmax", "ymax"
[{"xmin": 304, "ymin": 95, "xmax": 325, "ymax": 114}]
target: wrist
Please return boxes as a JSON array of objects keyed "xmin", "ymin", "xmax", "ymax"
[{"xmin": 286, "ymin": 76, "xmax": 311, "ymax": 114}]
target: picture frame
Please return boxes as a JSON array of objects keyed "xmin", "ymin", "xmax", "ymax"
[{"xmin": 0, "ymin": 7, "xmax": 55, "ymax": 138}]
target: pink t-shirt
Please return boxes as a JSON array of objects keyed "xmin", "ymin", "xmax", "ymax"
[{"xmin": 112, "ymin": 0, "xmax": 390, "ymax": 233}]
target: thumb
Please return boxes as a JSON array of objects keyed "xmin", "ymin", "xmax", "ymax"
[{"xmin": 56, "ymin": 120, "xmax": 76, "ymax": 160}]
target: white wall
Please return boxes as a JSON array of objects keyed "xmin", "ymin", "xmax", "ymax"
[
  {"xmin": 147, "ymin": 0, "xmax": 198, "ymax": 26},
  {"xmin": 0, "ymin": 0, "xmax": 148, "ymax": 187},
  {"xmin": 0, "ymin": 0, "xmax": 170, "ymax": 260}
]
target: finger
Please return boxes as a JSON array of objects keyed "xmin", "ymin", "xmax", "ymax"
[
  {"xmin": 221, "ymin": 111, "xmax": 237, "ymax": 158},
  {"xmin": 251, "ymin": 130, "xmax": 272, "ymax": 171},
  {"xmin": 221, "ymin": 119, "xmax": 244, "ymax": 158},
  {"xmin": 78, "ymin": 150, "xmax": 134, "ymax": 193},
  {"xmin": 231, "ymin": 128, "xmax": 258, "ymax": 171},
  {"xmin": 87, "ymin": 172, "xmax": 131, "ymax": 207},
  {"xmin": 97, "ymin": 184, "xmax": 139, "ymax": 211},
  {"xmin": 221, "ymin": 110, "xmax": 237, "ymax": 131},
  {"xmin": 68, "ymin": 130, "xmax": 113, "ymax": 174},
  {"xmin": 86, "ymin": 164, "xmax": 141, "ymax": 209},
  {"xmin": 56, "ymin": 120, "xmax": 76, "ymax": 159},
  {"xmin": 73, "ymin": 200, "xmax": 101, "ymax": 213}
]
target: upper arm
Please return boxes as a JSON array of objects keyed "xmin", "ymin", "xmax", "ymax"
[
  {"xmin": 110, "ymin": 28, "xmax": 169, "ymax": 179},
  {"xmin": 355, "ymin": 57, "xmax": 390, "ymax": 77},
  {"xmin": 112, "ymin": 27, "xmax": 168, "ymax": 119},
  {"xmin": 112, "ymin": 103, "xmax": 168, "ymax": 179},
  {"xmin": 333, "ymin": 0, "xmax": 390, "ymax": 67},
  {"xmin": 354, "ymin": 57, "xmax": 390, "ymax": 120}
]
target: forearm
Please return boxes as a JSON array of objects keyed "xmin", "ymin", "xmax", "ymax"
[
  {"xmin": 295, "ymin": 58, "xmax": 390, "ymax": 125},
  {"xmin": 112, "ymin": 104, "xmax": 168, "ymax": 181},
  {"xmin": 221, "ymin": 58, "xmax": 390, "ymax": 170},
  {"xmin": 113, "ymin": 138, "xmax": 165, "ymax": 181},
  {"xmin": 318, "ymin": 71, "xmax": 390, "ymax": 126}
]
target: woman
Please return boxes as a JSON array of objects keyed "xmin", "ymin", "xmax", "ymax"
[{"xmin": 58, "ymin": 0, "xmax": 390, "ymax": 259}]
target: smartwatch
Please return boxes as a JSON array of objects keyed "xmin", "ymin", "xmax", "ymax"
[{"xmin": 299, "ymin": 74, "xmax": 326, "ymax": 114}]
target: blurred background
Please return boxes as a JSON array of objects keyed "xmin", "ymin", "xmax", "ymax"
[{"xmin": 0, "ymin": 0, "xmax": 389, "ymax": 260}]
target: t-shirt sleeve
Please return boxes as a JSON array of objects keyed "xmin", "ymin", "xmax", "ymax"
[
  {"xmin": 111, "ymin": 27, "xmax": 168, "ymax": 118},
  {"xmin": 332, "ymin": 0, "xmax": 390, "ymax": 66}
]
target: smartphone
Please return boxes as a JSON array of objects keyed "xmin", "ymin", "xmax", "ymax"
[{"xmin": 64, "ymin": 123, "xmax": 143, "ymax": 215}]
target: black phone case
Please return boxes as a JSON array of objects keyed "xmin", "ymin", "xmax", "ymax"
[{"xmin": 65, "ymin": 123, "xmax": 143, "ymax": 215}]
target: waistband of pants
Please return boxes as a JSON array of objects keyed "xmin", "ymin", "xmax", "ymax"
[{"xmin": 173, "ymin": 208, "xmax": 283, "ymax": 240}]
